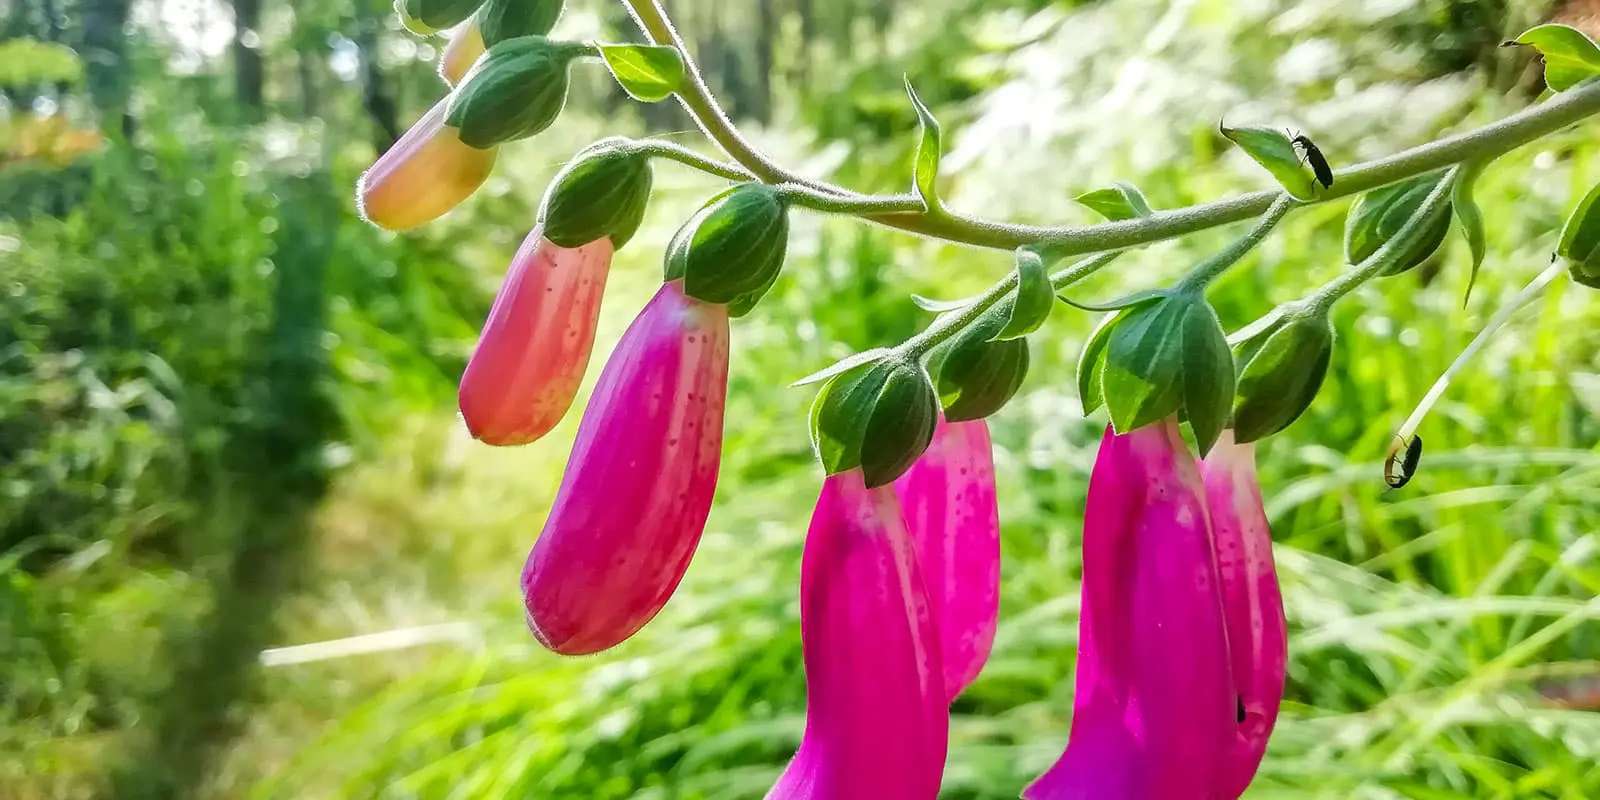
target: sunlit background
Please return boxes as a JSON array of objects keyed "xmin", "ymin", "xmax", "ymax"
[{"xmin": 3, "ymin": 0, "xmax": 1600, "ymax": 797}]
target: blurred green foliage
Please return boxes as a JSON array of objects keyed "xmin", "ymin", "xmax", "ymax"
[{"xmin": 3, "ymin": 0, "xmax": 1600, "ymax": 798}]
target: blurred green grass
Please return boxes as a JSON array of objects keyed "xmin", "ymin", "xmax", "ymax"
[{"xmin": 4, "ymin": 0, "xmax": 1599, "ymax": 797}]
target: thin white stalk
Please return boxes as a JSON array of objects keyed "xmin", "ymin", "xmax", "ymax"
[{"xmin": 1395, "ymin": 257, "xmax": 1570, "ymax": 442}]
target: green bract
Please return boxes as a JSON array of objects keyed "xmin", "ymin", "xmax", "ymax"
[
  {"xmin": 1078, "ymin": 290, "xmax": 1235, "ymax": 455},
  {"xmin": 1230, "ymin": 311, "xmax": 1335, "ymax": 443},
  {"xmin": 398, "ymin": 0, "xmax": 483, "ymax": 35},
  {"xmin": 1345, "ymin": 172, "xmax": 1453, "ymax": 275},
  {"xmin": 1506, "ymin": 24, "xmax": 1600, "ymax": 92},
  {"xmin": 937, "ymin": 336, "xmax": 1029, "ymax": 422},
  {"xmin": 539, "ymin": 139, "xmax": 653, "ymax": 249},
  {"xmin": 665, "ymin": 184, "xmax": 790, "ymax": 316},
  {"xmin": 1558, "ymin": 180, "xmax": 1600, "ymax": 288},
  {"xmin": 1220, "ymin": 125, "xmax": 1319, "ymax": 201},
  {"xmin": 446, "ymin": 36, "xmax": 581, "ymax": 149},
  {"xmin": 477, "ymin": 0, "xmax": 562, "ymax": 46},
  {"xmin": 1075, "ymin": 181, "xmax": 1154, "ymax": 221},
  {"xmin": 808, "ymin": 358, "xmax": 939, "ymax": 488}
]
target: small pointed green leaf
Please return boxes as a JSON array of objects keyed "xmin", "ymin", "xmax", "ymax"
[
  {"xmin": 1101, "ymin": 298, "xmax": 1187, "ymax": 434},
  {"xmin": 597, "ymin": 43, "xmax": 686, "ymax": 102},
  {"xmin": 1505, "ymin": 24, "xmax": 1600, "ymax": 92},
  {"xmin": 1057, "ymin": 287, "xmax": 1169, "ymax": 313},
  {"xmin": 1453, "ymin": 161, "xmax": 1489, "ymax": 305},
  {"xmin": 1077, "ymin": 311, "xmax": 1121, "ymax": 415},
  {"xmin": 1179, "ymin": 300, "xmax": 1234, "ymax": 456},
  {"xmin": 1558, "ymin": 179, "xmax": 1600, "ymax": 267},
  {"xmin": 993, "ymin": 248, "xmax": 1053, "ymax": 341},
  {"xmin": 910, "ymin": 293, "xmax": 980, "ymax": 312},
  {"xmin": 905, "ymin": 77, "xmax": 945, "ymax": 215},
  {"xmin": 792, "ymin": 348, "xmax": 895, "ymax": 387},
  {"xmin": 1220, "ymin": 124, "xmax": 1320, "ymax": 201},
  {"xmin": 1075, "ymin": 181, "xmax": 1154, "ymax": 221}
]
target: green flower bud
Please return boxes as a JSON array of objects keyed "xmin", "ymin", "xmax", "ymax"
[
  {"xmin": 1081, "ymin": 289, "xmax": 1235, "ymax": 455},
  {"xmin": 1230, "ymin": 311, "xmax": 1334, "ymax": 443},
  {"xmin": 937, "ymin": 336, "xmax": 1029, "ymax": 422},
  {"xmin": 1345, "ymin": 172, "xmax": 1453, "ymax": 276},
  {"xmin": 1558, "ymin": 180, "xmax": 1600, "ymax": 289},
  {"xmin": 809, "ymin": 357, "xmax": 939, "ymax": 488},
  {"xmin": 446, "ymin": 36, "xmax": 582, "ymax": 149},
  {"xmin": 539, "ymin": 138, "xmax": 653, "ymax": 249},
  {"xmin": 478, "ymin": 0, "xmax": 563, "ymax": 46},
  {"xmin": 398, "ymin": 0, "xmax": 483, "ymax": 35},
  {"xmin": 664, "ymin": 183, "xmax": 790, "ymax": 316}
]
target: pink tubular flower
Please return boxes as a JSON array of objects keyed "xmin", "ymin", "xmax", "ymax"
[
  {"xmin": 356, "ymin": 98, "xmax": 496, "ymax": 231},
  {"xmin": 1201, "ymin": 430, "xmax": 1287, "ymax": 798},
  {"xmin": 521, "ymin": 280, "xmax": 728, "ymax": 655},
  {"xmin": 1025, "ymin": 418, "xmax": 1235, "ymax": 800},
  {"xmin": 894, "ymin": 417, "xmax": 1000, "ymax": 702},
  {"xmin": 458, "ymin": 230, "xmax": 614, "ymax": 446},
  {"xmin": 767, "ymin": 471, "xmax": 948, "ymax": 800}
]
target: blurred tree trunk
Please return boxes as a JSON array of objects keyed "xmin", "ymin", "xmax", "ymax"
[
  {"xmin": 354, "ymin": 0, "xmax": 401, "ymax": 152},
  {"xmin": 753, "ymin": 0, "xmax": 775, "ymax": 123},
  {"xmin": 80, "ymin": 0, "xmax": 135, "ymax": 138},
  {"xmin": 232, "ymin": 0, "xmax": 265, "ymax": 120}
]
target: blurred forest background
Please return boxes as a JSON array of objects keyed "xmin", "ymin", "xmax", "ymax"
[{"xmin": 3, "ymin": 0, "xmax": 1600, "ymax": 797}]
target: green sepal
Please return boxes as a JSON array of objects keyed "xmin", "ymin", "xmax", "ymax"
[
  {"xmin": 1076, "ymin": 309, "xmax": 1121, "ymax": 415},
  {"xmin": 1100, "ymin": 295, "xmax": 1188, "ymax": 433},
  {"xmin": 446, "ymin": 36, "xmax": 580, "ymax": 148},
  {"xmin": 666, "ymin": 184, "xmax": 791, "ymax": 315},
  {"xmin": 1057, "ymin": 288, "xmax": 1169, "ymax": 313},
  {"xmin": 1220, "ymin": 124, "xmax": 1320, "ymax": 201},
  {"xmin": 1504, "ymin": 24, "xmax": 1600, "ymax": 92},
  {"xmin": 1557, "ymin": 179, "xmax": 1600, "ymax": 279},
  {"xmin": 477, "ymin": 0, "xmax": 561, "ymax": 45},
  {"xmin": 792, "ymin": 348, "xmax": 895, "ymax": 388},
  {"xmin": 1075, "ymin": 181, "xmax": 1154, "ymax": 221},
  {"xmin": 938, "ymin": 336, "xmax": 1029, "ymax": 422},
  {"xmin": 539, "ymin": 138, "xmax": 653, "ymax": 249},
  {"xmin": 1179, "ymin": 299, "xmax": 1235, "ymax": 456},
  {"xmin": 1453, "ymin": 160, "xmax": 1489, "ymax": 305},
  {"xmin": 1230, "ymin": 311, "xmax": 1335, "ymax": 442},
  {"xmin": 992, "ymin": 248, "xmax": 1053, "ymax": 341},
  {"xmin": 1344, "ymin": 172, "xmax": 1453, "ymax": 275},
  {"xmin": 808, "ymin": 357, "xmax": 939, "ymax": 487},
  {"xmin": 911, "ymin": 293, "xmax": 980, "ymax": 312},
  {"xmin": 399, "ymin": 0, "xmax": 482, "ymax": 34}
]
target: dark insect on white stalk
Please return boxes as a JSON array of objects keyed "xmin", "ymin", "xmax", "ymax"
[{"xmin": 1383, "ymin": 434, "xmax": 1423, "ymax": 489}]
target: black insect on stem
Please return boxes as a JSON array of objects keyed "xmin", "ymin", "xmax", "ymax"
[
  {"xmin": 1383, "ymin": 434, "xmax": 1423, "ymax": 489},
  {"xmin": 1289, "ymin": 130, "xmax": 1334, "ymax": 190}
]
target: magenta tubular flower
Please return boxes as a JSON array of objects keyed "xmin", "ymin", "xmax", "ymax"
[
  {"xmin": 767, "ymin": 470, "xmax": 948, "ymax": 800},
  {"xmin": 520, "ymin": 280, "xmax": 728, "ymax": 655},
  {"xmin": 458, "ymin": 229, "xmax": 614, "ymax": 446},
  {"xmin": 1025, "ymin": 418, "xmax": 1234, "ymax": 800},
  {"xmin": 893, "ymin": 417, "xmax": 1000, "ymax": 702},
  {"xmin": 1201, "ymin": 430, "xmax": 1287, "ymax": 797}
]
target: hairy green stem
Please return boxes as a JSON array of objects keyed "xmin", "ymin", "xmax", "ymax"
[
  {"xmin": 1177, "ymin": 195, "xmax": 1299, "ymax": 291},
  {"xmin": 899, "ymin": 251, "xmax": 1124, "ymax": 358},
  {"xmin": 778, "ymin": 185, "xmax": 926, "ymax": 214},
  {"xmin": 1305, "ymin": 167, "xmax": 1461, "ymax": 313},
  {"xmin": 628, "ymin": 138, "xmax": 755, "ymax": 182},
  {"xmin": 619, "ymin": 3, "xmax": 1600, "ymax": 253}
]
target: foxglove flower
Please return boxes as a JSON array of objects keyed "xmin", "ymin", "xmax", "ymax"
[
  {"xmin": 894, "ymin": 417, "xmax": 1000, "ymax": 702},
  {"xmin": 357, "ymin": 98, "xmax": 496, "ymax": 231},
  {"xmin": 521, "ymin": 281, "xmax": 728, "ymax": 655},
  {"xmin": 767, "ymin": 471, "xmax": 948, "ymax": 800},
  {"xmin": 1025, "ymin": 418, "xmax": 1234, "ymax": 800},
  {"xmin": 1201, "ymin": 430, "xmax": 1287, "ymax": 797},
  {"xmin": 458, "ymin": 230, "xmax": 613, "ymax": 446}
]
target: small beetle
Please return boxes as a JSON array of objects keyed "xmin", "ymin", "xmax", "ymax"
[
  {"xmin": 1384, "ymin": 434, "xmax": 1423, "ymax": 489},
  {"xmin": 1290, "ymin": 131, "xmax": 1334, "ymax": 190}
]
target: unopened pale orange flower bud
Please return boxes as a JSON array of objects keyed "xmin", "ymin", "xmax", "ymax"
[
  {"xmin": 356, "ymin": 98, "xmax": 496, "ymax": 231},
  {"xmin": 438, "ymin": 20, "xmax": 486, "ymax": 86}
]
